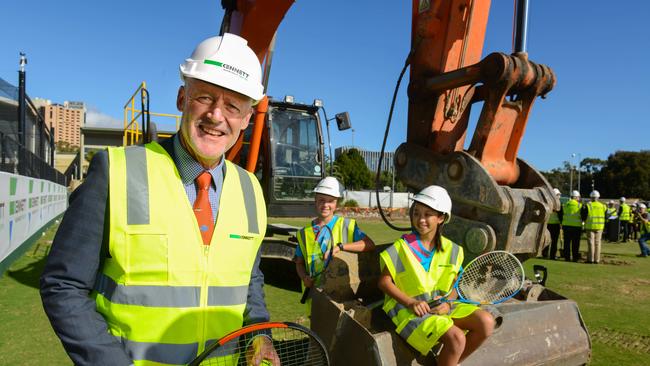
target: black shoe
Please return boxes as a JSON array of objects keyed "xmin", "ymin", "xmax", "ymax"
[{"xmin": 636, "ymin": 254, "xmax": 648, "ymax": 258}]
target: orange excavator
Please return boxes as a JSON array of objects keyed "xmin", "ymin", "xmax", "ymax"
[{"xmin": 216, "ymin": 0, "xmax": 591, "ymax": 365}]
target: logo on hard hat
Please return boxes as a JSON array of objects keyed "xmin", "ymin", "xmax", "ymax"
[{"xmin": 204, "ymin": 59, "xmax": 250, "ymax": 80}]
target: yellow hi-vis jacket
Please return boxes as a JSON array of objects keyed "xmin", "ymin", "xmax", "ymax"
[
  {"xmin": 585, "ymin": 201, "xmax": 606, "ymax": 231},
  {"xmin": 620, "ymin": 203, "xmax": 631, "ymax": 222},
  {"xmin": 562, "ymin": 199, "xmax": 583, "ymax": 227},
  {"xmin": 92, "ymin": 143, "xmax": 266, "ymax": 366},
  {"xmin": 548, "ymin": 210, "xmax": 561, "ymax": 225},
  {"xmin": 379, "ymin": 234, "xmax": 478, "ymax": 355},
  {"xmin": 296, "ymin": 216, "xmax": 356, "ymax": 313}
]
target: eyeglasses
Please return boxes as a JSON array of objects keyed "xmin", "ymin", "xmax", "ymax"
[{"xmin": 189, "ymin": 94, "xmax": 250, "ymax": 119}]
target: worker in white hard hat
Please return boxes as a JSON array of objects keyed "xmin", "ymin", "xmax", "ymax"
[
  {"xmin": 618, "ymin": 197, "xmax": 632, "ymax": 242},
  {"xmin": 630, "ymin": 202, "xmax": 641, "ymax": 241},
  {"xmin": 560, "ymin": 190, "xmax": 583, "ymax": 262},
  {"xmin": 604, "ymin": 200, "xmax": 619, "ymax": 242},
  {"xmin": 543, "ymin": 188, "xmax": 563, "ymax": 260},
  {"xmin": 41, "ymin": 33, "xmax": 277, "ymax": 366},
  {"xmin": 378, "ymin": 185, "xmax": 495, "ymax": 365},
  {"xmin": 581, "ymin": 190, "xmax": 606, "ymax": 263},
  {"xmin": 294, "ymin": 176, "xmax": 376, "ymax": 314},
  {"xmin": 636, "ymin": 203, "xmax": 650, "ymax": 257}
]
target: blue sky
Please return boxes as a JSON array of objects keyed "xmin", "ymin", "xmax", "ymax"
[{"xmin": 1, "ymin": 1, "xmax": 648, "ymax": 172}]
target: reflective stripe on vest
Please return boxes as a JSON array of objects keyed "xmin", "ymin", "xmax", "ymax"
[
  {"xmin": 585, "ymin": 201, "xmax": 606, "ymax": 230},
  {"xmin": 95, "ymin": 143, "xmax": 266, "ymax": 366},
  {"xmin": 562, "ymin": 199, "xmax": 582, "ymax": 227},
  {"xmin": 620, "ymin": 204, "xmax": 631, "ymax": 221}
]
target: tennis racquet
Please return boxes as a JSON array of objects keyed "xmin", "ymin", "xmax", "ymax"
[
  {"xmin": 188, "ymin": 321, "xmax": 330, "ymax": 366},
  {"xmin": 300, "ymin": 225, "xmax": 335, "ymax": 304},
  {"xmin": 428, "ymin": 250, "xmax": 525, "ymax": 307}
]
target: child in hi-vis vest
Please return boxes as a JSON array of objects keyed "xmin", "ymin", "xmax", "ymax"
[
  {"xmin": 378, "ymin": 185, "xmax": 494, "ymax": 366},
  {"xmin": 294, "ymin": 177, "xmax": 376, "ymax": 314}
]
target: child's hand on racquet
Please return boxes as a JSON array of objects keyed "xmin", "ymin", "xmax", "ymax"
[
  {"xmin": 301, "ymin": 275, "xmax": 314, "ymax": 289},
  {"xmin": 408, "ymin": 299, "xmax": 431, "ymax": 317},
  {"xmin": 428, "ymin": 296, "xmax": 451, "ymax": 315},
  {"xmin": 246, "ymin": 335, "xmax": 281, "ymax": 366}
]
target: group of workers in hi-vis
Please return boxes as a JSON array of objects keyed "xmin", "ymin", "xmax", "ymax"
[
  {"xmin": 542, "ymin": 188, "xmax": 650, "ymax": 263},
  {"xmin": 295, "ymin": 177, "xmax": 495, "ymax": 366}
]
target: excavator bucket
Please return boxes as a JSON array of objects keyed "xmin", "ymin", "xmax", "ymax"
[{"xmin": 310, "ymin": 250, "xmax": 591, "ymax": 366}]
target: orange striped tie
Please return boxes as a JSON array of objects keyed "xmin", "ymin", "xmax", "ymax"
[{"xmin": 194, "ymin": 172, "xmax": 214, "ymax": 245}]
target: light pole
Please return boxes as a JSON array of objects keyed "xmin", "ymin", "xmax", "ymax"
[
  {"xmin": 351, "ymin": 128, "xmax": 355, "ymax": 147},
  {"xmin": 569, "ymin": 158, "xmax": 574, "ymax": 193},
  {"xmin": 572, "ymin": 152, "xmax": 582, "ymax": 195}
]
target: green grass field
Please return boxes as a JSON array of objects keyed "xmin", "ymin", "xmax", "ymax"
[{"xmin": 1, "ymin": 218, "xmax": 648, "ymax": 365}]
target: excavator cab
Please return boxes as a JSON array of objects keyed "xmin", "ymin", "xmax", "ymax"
[
  {"xmin": 237, "ymin": 96, "xmax": 349, "ymax": 218},
  {"xmin": 261, "ymin": 98, "xmax": 325, "ymax": 217}
]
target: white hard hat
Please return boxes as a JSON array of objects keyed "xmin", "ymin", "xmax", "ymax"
[
  {"xmin": 571, "ymin": 190, "xmax": 580, "ymax": 198},
  {"xmin": 631, "ymin": 202, "xmax": 637, "ymax": 207},
  {"xmin": 620, "ymin": 197, "xmax": 626, "ymax": 202},
  {"xmin": 590, "ymin": 190, "xmax": 600, "ymax": 198},
  {"xmin": 180, "ymin": 33, "xmax": 264, "ymax": 101},
  {"xmin": 553, "ymin": 188, "xmax": 561, "ymax": 196},
  {"xmin": 639, "ymin": 203, "xmax": 647, "ymax": 209},
  {"xmin": 313, "ymin": 177, "xmax": 342, "ymax": 198},
  {"xmin": 608, "ymin": 200, "xmax": 615, "ymax": 205},
  {"xmin": 412, "ymin": 185, "xmax": 452, "ymax": 223}
]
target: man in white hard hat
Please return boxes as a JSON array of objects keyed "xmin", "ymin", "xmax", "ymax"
[
  {"xmin": 560, "ymin": 190, "xmax": 583, "ymax": 262},
  {"xmin": 41, "ymin": 34, "xmax": 277, "ymax": 366},
  {"xmin": 294, "ymin": 177, "xmax": 376, "ymax": 314},
  {"xmin": 604, "ymin": 200, "xmax": 619, "ymax": 242},
  {"xmin": 631, "ymin": 202, "xmax": 640, "ymax": 241},
  {"xmin": 581, "ymin": 190, "xmax": 606, "ymax": 263},
  {"xmin": 542, "ymin": 188, "xmax": 563, "ymax": 260},
  {"xmin": 618, "ymin": 197, "xmax": 631, "ymax": 242},
  {"xmin": 635, "ymin": 203, "xmax": 650, "ymax": 257}
]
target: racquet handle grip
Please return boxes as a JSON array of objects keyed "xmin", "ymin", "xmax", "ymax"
[
  {"xmin": 428, "ymin": 298, "xmax": 443, "ymax": 307},
  {"xmin": 300, "ymin": 287, "xmax": 311, "ymax": 304}
]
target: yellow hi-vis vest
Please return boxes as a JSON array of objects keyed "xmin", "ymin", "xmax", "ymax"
[
  {"xmin": 548, "ymin": 210, "xmax": 560, "ymax": 225},
  {"xmin": 92, "ymin": 143, "xmax": 266, "ymax": 366},
  {"xmin": 379, "ymin": 234, "xmax": 478, "ymax": 355},
  {"xmin": 562, "ymin": 199, "xmax": 583, "ymax": 227},
  {"xmin": 641, "ymin": 216, "xmax": 650, "ymax": 235},
  {"xmin": 585, "ymin": 201, "xmax": 606, "ymax": 231},
  {"xmin": 606, "ymin": 207, "xmax": 618, "ymax": 219},
  {"xmin": 296, "ymin": 216, "xmax": 356, "ymax": 313},
  {"xmin": 620, "ymin": 203, "xmax": 631, "ymax": 222}
]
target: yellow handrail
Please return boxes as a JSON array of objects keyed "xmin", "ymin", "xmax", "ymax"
[{"xmin": 123, "ymin": 81, "xmax": 181, "ymax": 146}]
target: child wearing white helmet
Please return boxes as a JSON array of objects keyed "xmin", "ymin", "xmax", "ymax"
[
  {"xmin": 294, "ymin": 177, "xmax": 376, "ymax": 314},
  {"xmin": 378, "ymin": 185, "xmax": 494, "ymax": 366}
]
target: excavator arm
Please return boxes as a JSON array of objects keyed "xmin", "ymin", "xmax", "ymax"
[
  {"xmin": 219, "ymin": 2, "xmax": 591, "ymax": 366},
  {"xmin": 222, "ymin": 0, "xmax": 559, "ymax": 258}
]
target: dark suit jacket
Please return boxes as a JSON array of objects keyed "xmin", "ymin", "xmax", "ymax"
[{"xmin": 40, "ymin": 137, "xmax": 269, "ymax": 366}]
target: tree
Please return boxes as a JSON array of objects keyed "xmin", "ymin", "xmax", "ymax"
[
  {"xmin": 376, "ymin": 170, "xmax": 407, "ymax": 192},
  {"xmin": 333, "ymin": 148, "xmax": 373, "ymax": 190},
  {"xmin": 595, "ymin": 151, "xmax": 650, "ymax": 198}
]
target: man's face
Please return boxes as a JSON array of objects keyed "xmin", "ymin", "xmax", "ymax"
[{"xmin": 176, "ymin": 78, "xmax": 253, "ymax": 169}]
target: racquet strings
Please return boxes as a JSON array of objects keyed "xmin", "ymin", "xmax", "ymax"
[
  {"xmin": 456, "ymin": 251, "xmax": 524, "ymax": 304},
  {"xmin": 198, "ymin": 325, "xmax": 328, "ymax": 365}
]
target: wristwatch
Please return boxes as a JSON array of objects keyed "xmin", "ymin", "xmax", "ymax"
[{"xmin": 337, "ymin": 243, "xmax": 344, "ymax": 251}]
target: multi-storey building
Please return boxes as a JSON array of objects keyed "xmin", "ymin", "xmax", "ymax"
[{"xmin": 38, "ymin": 99, "xmax": 86, "ymax": 149}]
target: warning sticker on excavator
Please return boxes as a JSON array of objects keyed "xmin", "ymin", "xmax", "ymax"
[{"xmin": 419, "ymin": 0, "xmax": 430, "ymax": 13}]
